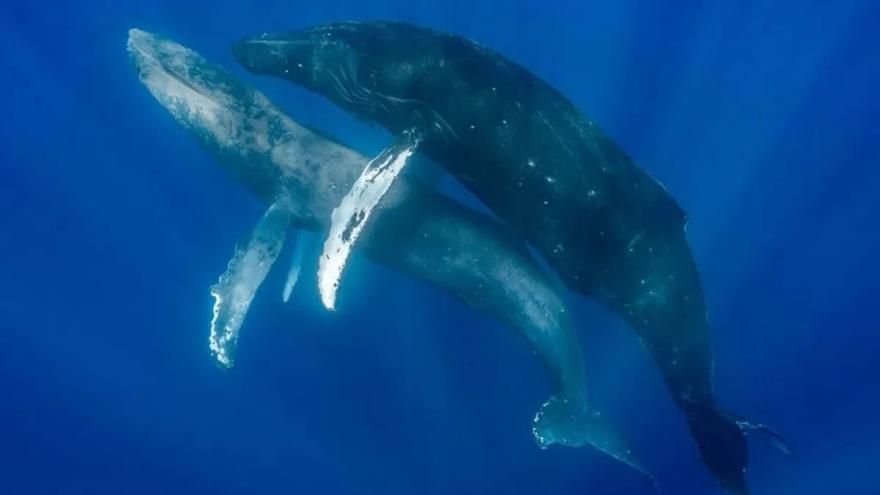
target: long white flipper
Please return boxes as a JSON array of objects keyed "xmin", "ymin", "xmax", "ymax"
[
  {"xmin": 317, "ymin": 131, "xmax": 421, "ymax": 310},
  {"xmin": 282, "ymin": 229, "xmax": 312, "ymax": 302},
  {"xmin": 209, "ymin": 201, "xmax": 290, "ymax": 367}
]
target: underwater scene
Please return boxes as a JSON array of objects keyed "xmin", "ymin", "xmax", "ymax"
[{"xmin": 1, "ymin": 1, "xmax": 878, "ymax": 494}]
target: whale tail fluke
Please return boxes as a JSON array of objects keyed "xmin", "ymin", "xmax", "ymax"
[
  {"xmin": 687, "ymin": 405, "xmax": 794, "ymax": 494},
  {"xmin": 734, "ymin": 416, "xmax": 795, "ymax": 459},
  {"xmin": 533, "ymin": 396, "xmax": 657, "ymax": 488},
  {"xmin": 686, "ymin": 405, "xmax": 750, "ymax": 494}
]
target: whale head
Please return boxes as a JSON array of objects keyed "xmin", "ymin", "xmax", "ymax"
[
  {"xmin": 232, "ymin": 24, "xmax": 365, "ymax": 96},
  {"xmin": 232, "ymin": 22, "xmax": 453, "ymax": 136},
  {"xmin": 128, "ymin": 28, "xmax": 269, "ymax": 148},
  {"xmin": 128, "ymin": 28, "xmax": 286, "ymax": 199}
]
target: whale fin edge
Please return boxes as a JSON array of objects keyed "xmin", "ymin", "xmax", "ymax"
[
  {"xmin": 209, "ymin": 200, "xmax": 291, "ymax": 367},
  {"xmin": 532, "ymin": 396, "xmax": 656, "ymax": 488},
  {"xmin": 686, "ymin": 405, "xmax": 750, "ymax": 494},
  {"xmin": 317, "ymin": 130, "xmax": 422, "ymax": 310},
  {"xmin": 735, "ymin": 415, "xmax": 795, "ymax": 459}
]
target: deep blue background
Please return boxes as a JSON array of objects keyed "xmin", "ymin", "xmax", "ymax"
[{"xmin": 1, "ymin": 1, "xmax": 878, "ymax": 494}]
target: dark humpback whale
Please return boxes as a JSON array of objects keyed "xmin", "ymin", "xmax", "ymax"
[
  {"xmin": 231, "ymin": 21, "xmax": 787, "ymax": 493},
  {"xmin": 127, "ymin": 29, "xmax": 651, "ymax": 479}
]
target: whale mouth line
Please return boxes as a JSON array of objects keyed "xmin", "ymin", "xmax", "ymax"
[
  {"xmin": 128, "ymin": 33, "xmax": 218, "ymax": 106},
  {"xmin": 164, "ymin": 65, "xmax": 214, "ymax": 103},
  {"xmin": 244, "ymin": 38, "xmax": 317, "ymax": 48}
]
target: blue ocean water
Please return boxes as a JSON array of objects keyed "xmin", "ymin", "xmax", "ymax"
[{"xmin": 1, "ymin": 1, "xmax": 878, "ymax": 494}]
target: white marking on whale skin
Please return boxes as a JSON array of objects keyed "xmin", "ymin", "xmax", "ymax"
[
  {"xmin": 243, "ymin": 38, "xmax": 314, "ymax": 48},
  {"xmin": 626, "ymin": 232, "xmax": 644, "ymax": 253},
  {"xmin": 318, "ymin": 132, "xmax": 422, "ymax": 310},
  {"xmin": 537, "ymin": 110, "xmax": 574, "ymax": 158},
  {"xmin": 209, "ymin": 201, "xmax": 290, "ymax": 367}
]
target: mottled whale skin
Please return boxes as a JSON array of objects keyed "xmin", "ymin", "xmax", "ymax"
[
  {"xmin": 127, "ymin": 29, "xmax": 648, "ymax": 475},
  {"xmin": 232, "ymin": 21, "xmax": 757, "ymax": 493}
]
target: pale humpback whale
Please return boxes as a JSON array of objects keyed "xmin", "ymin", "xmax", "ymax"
[
  {"xmin": 232, "ymin": 21, "xmax": 788, "ymax": 493},
  {"xmin": 127, "ymin": 29, "xmax": 651, "ymax": 479}
]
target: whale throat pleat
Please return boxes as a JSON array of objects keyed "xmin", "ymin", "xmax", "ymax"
[
  {"xmin": 317, "ymin": 131, "xmax": 421, "ymax": 310},
  {"xmin": 210, "ymin": 200, "xmax": 291, "ymax": 367}
]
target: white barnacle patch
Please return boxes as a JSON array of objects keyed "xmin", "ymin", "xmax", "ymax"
[
  {"xmin": 626, "ymin": 232, "xmax": 643, "ymax": 253},
  {"xmin": 317, "ymin": 131, "xmax": 422, "ymax": 310}
]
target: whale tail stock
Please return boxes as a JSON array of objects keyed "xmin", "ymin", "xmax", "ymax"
[
  {"xmin": 532, "ymin": 396, "xmax": 658, "ymax": 490},
  {"xmin": 685, "ymin": 404, "xmax": 793, "ymax": 495}
]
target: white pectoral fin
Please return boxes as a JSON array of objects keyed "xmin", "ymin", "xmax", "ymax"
[
  {"xmin": 317, "ymin": 130, "xmax": 422, "ymax": 310},
  {"xmin": 282, "ymin": 228, "xmax": 314, "ymax": 303},
  {"xmin": 209, "ymin": 200, "xmax": 291, "ymax": 367}
]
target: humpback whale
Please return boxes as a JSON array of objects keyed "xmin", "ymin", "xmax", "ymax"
[
  {"xmin": 232, "ymin": 21, "xmax": 787, "ymax": 493},
  {"xmin": 127, "ymin": 29, "xmax": 651, "ymax": 478}
]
